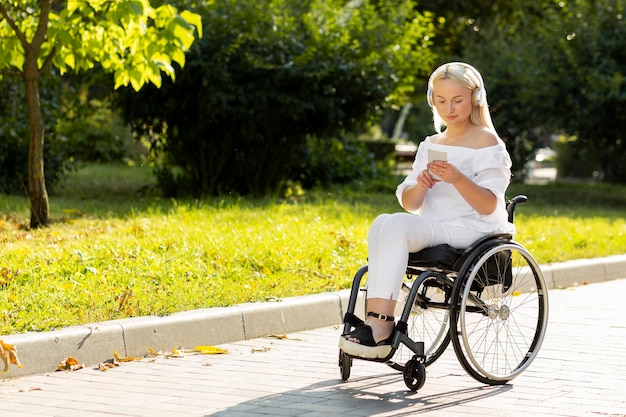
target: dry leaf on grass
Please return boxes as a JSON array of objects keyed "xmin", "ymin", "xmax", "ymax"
[
  {"xmin": 57, "ymin": 357, "xmax": 84, "ymax": 371},
  {"xmin": 1, "ymin": 340, "xmax": 23, "ymax": 373}
]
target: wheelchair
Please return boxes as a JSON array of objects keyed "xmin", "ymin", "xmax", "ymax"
[{"xmin": 339, "ymin": 195, "xmax": 549, "ymax": 391}]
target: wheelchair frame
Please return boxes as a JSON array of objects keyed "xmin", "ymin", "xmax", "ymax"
[{"xmin": 339, "ymin": 195, "xmax": 549, "ymax": 391}]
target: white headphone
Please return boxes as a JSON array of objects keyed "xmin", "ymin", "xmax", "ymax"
[{"xmin": 427, "ymin": 62, "xmax": 485, "ymax": 108}]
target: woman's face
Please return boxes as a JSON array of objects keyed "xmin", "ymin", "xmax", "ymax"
[{"xmin": 433, "ymin": 78, "xmax": 473, "ymax": 128}]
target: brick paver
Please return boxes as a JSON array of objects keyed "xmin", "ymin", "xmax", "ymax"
[{"xmin": 1, "ymin": 278, "xmax": 625, "ymax": 417}]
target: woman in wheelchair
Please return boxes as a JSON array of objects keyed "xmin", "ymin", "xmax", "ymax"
[{"xmin": 339, "ymin": 62, "xmax": 517, "ymax": 359}]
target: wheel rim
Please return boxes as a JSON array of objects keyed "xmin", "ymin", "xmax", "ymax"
[{"xmin": 458, "ymin": 243, "xmax": 549, "ymax": 382}]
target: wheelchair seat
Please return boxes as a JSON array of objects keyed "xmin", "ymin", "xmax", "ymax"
[{"xmin": 408, "ymin": 234, "xmax": 512, "ymax": 272}]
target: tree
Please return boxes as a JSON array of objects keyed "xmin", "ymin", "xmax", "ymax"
[
  {"xmin": 458, "ymin": 0, "xmax": 626, "ymax": 183},
  {"xmin": 0, "ymin": 0, "xmax": 202, "ymax": 228},
  {"xmin": 551, "ymin": 0, "xmax": 626, "ymax": 182},
  {"xmin": 118, "ymin": 0, "xmax": 436, "ymax": 197}
]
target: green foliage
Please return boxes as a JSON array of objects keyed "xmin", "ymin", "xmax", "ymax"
[
  {"xmin": 1, "ymin": 164, "xmax": 625, "ymax": 334},
  {"xmin": 0, "ymin": 70, "xmax": 141, "ymax": 195},
  {"xmin": 0, "ymin": 75, "xmax": 72, "ymax": 194},
  {"xmin": 402, "ymin": 1, "xmax": 568, "ymax": 177},
  {"xmin": 117, "ymin": 0, "xmax": 435, "ymax": 197},
  {"xmin": 292, "ymin": 135, "xmax": 393, "ymax": 189},
  {"xmin": 0, "ymin": 0, "xmax": 202, "ymax": 227},
  {"xmin": 553, "ymin": 134, "xmax": 600, "ymax": 179},
  {"xmin": 55, "ymin": 91, "xmax": 140, "ymax": 163},
  {"xmin": 0, "ymin": 1, "xmax": 201, "ymax": 89},
  {"xmin": 455, "ymin": 0, "xmax": 626, "ymax": 183},
  {"xmin": 552, "ymin": 0, "xmax": 626, "ymax": 183}
]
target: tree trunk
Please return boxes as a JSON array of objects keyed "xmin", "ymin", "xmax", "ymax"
[{"xmin": 24, "ymin": 51, "xmax": 49, "ymax": 228}]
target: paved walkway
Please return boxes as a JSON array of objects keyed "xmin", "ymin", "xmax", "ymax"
[{"xmin": 2, "ymin": 278, "xmax": 626, "ymax": 417}]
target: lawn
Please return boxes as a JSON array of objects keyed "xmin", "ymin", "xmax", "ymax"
[{"xmin": 1, "ymin": 164, "xmax": 625, "ymax": 334}]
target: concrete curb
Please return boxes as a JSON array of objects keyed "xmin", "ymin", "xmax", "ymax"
[{"xmin": 3, "ymin": 254, "xmax": 626, "ymax": 379}]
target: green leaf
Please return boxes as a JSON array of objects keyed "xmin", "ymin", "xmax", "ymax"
[
  {"xmin": 129, "ymin": 68, "xmax": 144, "ymax": 91},
  {"xmin": 114, "ymin": 71, "xmax": 129, "ymax": 90},
  {"xmin": 170, "ymin": 48, "xmax": 185, "ymax": 67},
  {"xmin": 145, "ymin": 63, "xmax": 163, "ymax": 88},
  {"xmin": 181, "ymin": 9, "xmax": 203, "ymax": 38},
  {"xmin": 64, "ymin": 53, "xmax": 76, "ymax": 70},
  {"xmin": 128, "ymin": 0, "xmax": 145, "ymax": 16}
]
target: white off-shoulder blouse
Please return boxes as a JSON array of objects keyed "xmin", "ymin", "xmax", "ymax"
[{"xmin": 395, "ymin": 137, "xmax": 516, "ymax": 235}]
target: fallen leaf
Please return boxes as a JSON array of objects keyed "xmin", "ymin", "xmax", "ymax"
[
  {"xmin": 96, "ymin": 362, "xmax": 119, "ymax": 372},
  {"xmin": 251, "ymin": 346, "xmax": 271, "ymax": 353},
  {"xmin": 144, "ymin": 347, "xmax": 183, "ymax": 358},
  {"xmin": 18, "ymin": 387, "xmax": 42, "ymax": 392},
  {"xmin": 193, "ymin": 345, "xmax": 229, "ymax": 355},
  {"xmin": 265, "ymin": 334, "xmax": 304, "ymax": 341},
  {"xmin": 113, "ymin": 350, "xmax": 142, "ymax": 362},
  {"xmin": 57, "ymin": 357, "xmax": 84, "ymax": 371},
  {"xmin": 1, "ymin": 340, "xmax": 23, "ymax": 373},
  {"xmin": 266, "ymin": 334, "xmax": 288, "ymax": 340}
]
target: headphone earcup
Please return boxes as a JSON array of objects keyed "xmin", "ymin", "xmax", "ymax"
[
  {"xmin": 427, "ymin": 88, "xmax": 434, "ymax": 107},
  {"xmin": 474, "ymin": 88, "xmax": 484, "ymax": 107}
]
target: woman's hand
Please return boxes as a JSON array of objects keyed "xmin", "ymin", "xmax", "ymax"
[
  {"xmin": 418, "ymin": 168, "xmax": 438, "ymax": 189},
  {"xmin": 427, "ymin": 161, "xmax": 462, "ymax": 184}
]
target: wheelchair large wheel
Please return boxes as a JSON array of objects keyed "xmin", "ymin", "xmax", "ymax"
[
  {"xmin": 386, "ymin": 277, "xmax": 451, "ymax": 371},
  {"xmin": 450, "ymin": 242, "xmax": 549, "ymax": 385}
]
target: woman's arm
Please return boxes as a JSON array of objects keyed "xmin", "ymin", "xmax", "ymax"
[{"xmin": 400, "ymin": 169, "xmax": 438, "ymax": 212}]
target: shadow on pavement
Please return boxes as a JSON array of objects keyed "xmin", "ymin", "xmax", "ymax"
[{"xmin": 206, "ymin": 371, "xmax": 512, "ymax": 416}]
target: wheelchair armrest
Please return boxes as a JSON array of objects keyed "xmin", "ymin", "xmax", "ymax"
[{"xmin": 506, "ymin": 194, "xmax": 528, "ymax": 223}]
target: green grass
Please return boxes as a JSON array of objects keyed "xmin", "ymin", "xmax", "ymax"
[{"xmin": 1, "ymin": 164, "xmax": 625, "ymax": 335}]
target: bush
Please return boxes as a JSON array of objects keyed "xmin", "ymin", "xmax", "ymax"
[
  {"xmin": 55, "ymin": 97, "xmax": 139, "ymax": 164},
  {"xmin": 554, "ymin": 134, "xmax": 600, "ymax": 180},
  {"xmin": 292, "ymin": 135, "xmax": 394, "ymax": 189},
  {"xmin": 117, "ymin": 0, "xmax": 435, "ymax": 197}
]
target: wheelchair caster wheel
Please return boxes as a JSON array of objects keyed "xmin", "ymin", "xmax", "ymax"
[
  {"xmin": 403, "ymin": 358, "xmax": 426, "ymax": 391},
  {"xmin": 339, "ymin": 350, "xmax": 352, "ymax": 381}
]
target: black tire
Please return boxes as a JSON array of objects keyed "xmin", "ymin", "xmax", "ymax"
[
  {"xmin": 403, "ymin": 358, "xmax": 427, "ymax": 391},
  {"xmin": 339, "ymin": 350, "xmax": 352, "ymax": 381}
]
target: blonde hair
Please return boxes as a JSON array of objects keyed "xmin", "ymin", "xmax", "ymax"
[{"xmin": 427, "ymin": 62, "xmax": 496, "ymax": 134}]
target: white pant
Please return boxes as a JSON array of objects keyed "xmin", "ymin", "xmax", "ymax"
[{"xmin": 366, "ymin": 213, "xmax": 488, "ymax": 300}]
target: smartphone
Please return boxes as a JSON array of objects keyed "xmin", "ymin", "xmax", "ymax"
[{"xmin": 428, "ymin": 149, "xmax": 448, "ymax": 180}]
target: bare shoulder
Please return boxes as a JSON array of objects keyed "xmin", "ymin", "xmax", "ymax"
[
  {"xmin": 427, "ymin": 133, "xmax": 445, "ymax": 144},
  {"xmin": 470, "ymin": 127, "xmax": 499, "ymax": 149}
]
